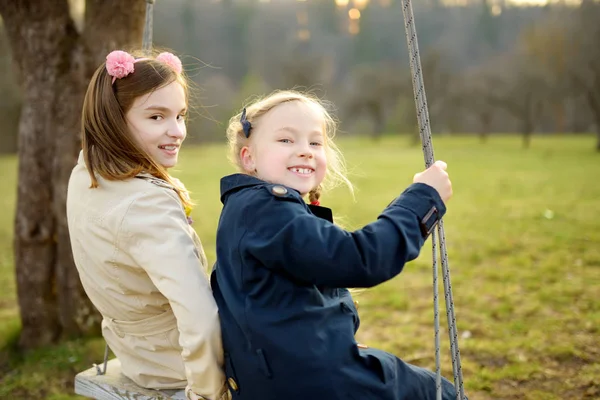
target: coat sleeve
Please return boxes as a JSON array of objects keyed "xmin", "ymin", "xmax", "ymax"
[
  {"xmin": 120, "ymin": 188, "xmax": 226, "ymax": 400},
  {"xmin": 243, "ymin": 183, "xmax": 446, "ymax": 288}
]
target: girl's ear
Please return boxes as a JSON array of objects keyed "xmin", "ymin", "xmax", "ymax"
[{"xmin": 240, "ymin": 146, "xmax": 256, "ymax": 173}]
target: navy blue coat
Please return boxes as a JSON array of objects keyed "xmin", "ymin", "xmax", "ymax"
[{"xmin": 211, "ymin": 173, "xmax": 460, "ymax": 400}]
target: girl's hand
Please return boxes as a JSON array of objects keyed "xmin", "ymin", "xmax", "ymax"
[{"xmin": 413, "ymin": 160, "xmax": 453, "ymax": 203}]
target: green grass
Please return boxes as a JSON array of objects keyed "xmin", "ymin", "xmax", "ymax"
[{"xmin": 1, "ymin": 135, "xmax": 599, "ymax": 399}]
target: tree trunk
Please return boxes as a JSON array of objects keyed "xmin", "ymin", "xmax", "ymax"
[
  {"xmin": 479, "ymin": 112, "xmax": 491, "ymax": 143},
  {"xmin": 368, "ymin": 102, "xmax": 384, "ymax": 140},
  {"xmin": 0, "ymin": 0, "xmax": 147, "ymax": 349},
  {"xmin": 553, "ymin": 102, "xmax": 566, "ymax": 133},
  {"xmin": 521, "ymin": 94, "xmax": 539, "ymax": 150},
  {"xmin": 522, "ymin": 119, "xmax": 532, "ymax": 149},
  {"xmin": 585, "ymin": 87, "xmax": 600, "ymax": 152}
]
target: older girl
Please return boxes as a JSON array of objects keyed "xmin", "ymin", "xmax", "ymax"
[{"xmin": 67, "ymin": 50, "xmax": 227, "ymax": 400}]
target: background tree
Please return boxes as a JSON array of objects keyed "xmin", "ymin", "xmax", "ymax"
[
  {"xmin": 480, "ymin": 54, "xmax": 546, "ymax": 148},
  {"xmin": 344, "ymin": 63, "xmax": 407, "ymax": 139},
  {"xmin": 0, "ymin": 0, "xmax": 147, "ymax": 349},
  {"xmin": 521, "ymin": 0, "xmax": 600, "ymax": 150}
]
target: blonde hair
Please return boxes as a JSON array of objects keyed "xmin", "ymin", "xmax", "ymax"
[
  {"xmin": 226, "ymin": 90, "xmax": 353, "ymax": 202},
  {"xmin": 81, "ymin": 48, "xmax": 192, "ymax": 211}
]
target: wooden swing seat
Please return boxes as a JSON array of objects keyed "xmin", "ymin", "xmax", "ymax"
[{"xmin": 74, "ymin": 358, "xmax": 186, "ymax": 400}]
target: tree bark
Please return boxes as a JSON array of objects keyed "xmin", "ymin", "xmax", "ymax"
[{"xmin": 0, "ymin": 0, "xmax": 147, "ymax": 349}]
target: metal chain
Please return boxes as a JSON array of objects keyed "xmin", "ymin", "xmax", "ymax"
[{"xmin": 400, "ymin": 1, "xmax": 466, "ymax": 399}]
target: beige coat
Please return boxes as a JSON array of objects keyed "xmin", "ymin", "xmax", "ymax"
[{"xmin": 67, "ymin": 152, "xmax": 226, "ymax": 400}]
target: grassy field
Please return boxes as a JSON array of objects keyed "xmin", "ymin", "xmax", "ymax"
[{"xmin": 0, "ymin": 135, "xmax": 599, "ymax": 399}]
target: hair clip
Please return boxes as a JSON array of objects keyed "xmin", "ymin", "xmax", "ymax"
[
  {"xmin": 156, "ymin": 52, "xmax": 183, "ymax": 74},
  {"xmin": 106, "ymin": 51, "xmax": 136, "ymax": 84},
  {"xmin": 106, "ymin": 50, "xmax": 183, "ymax": 85},
  {"xmin": 240, "ymin": 108, "xmax": 252, "ymax": 138}
]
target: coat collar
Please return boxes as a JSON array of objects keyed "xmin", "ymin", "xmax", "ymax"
[
  {"xmin": 220, "ymin": 173, "xmax": 272, "ymax": 204},
  {"xmin": 307, "ymin": 204, "xmax": 333, "ymax": 223},
  {"xmin": 220, "ymin": 173, "xmax": 333, "ymax": 223}
]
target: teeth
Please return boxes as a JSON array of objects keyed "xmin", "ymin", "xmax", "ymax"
[
  {"xmin": 290, "ymin": 167, "xmax": 313, "ymax": 175},
  {"xmin": 161, "ymin": 145, "xmax": 177, "ymax": 151}
]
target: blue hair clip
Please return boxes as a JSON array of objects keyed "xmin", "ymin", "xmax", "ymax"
[{"xmin": 240, "ymin": 108, "xmax": 252, "ymax": 138}]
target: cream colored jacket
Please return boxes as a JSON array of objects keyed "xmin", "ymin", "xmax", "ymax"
[{"xmin": 67, "ymin": 152, "xmax": 226, "ymax": 400}]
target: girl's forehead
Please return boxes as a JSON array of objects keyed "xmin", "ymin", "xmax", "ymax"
[
  {"xmin": 260, "ymin": 100, "xmax": 325, "ymax": 128},
  {"xmin": 130, "ymin": 81, "xmax": 187, "ymax": 110}
]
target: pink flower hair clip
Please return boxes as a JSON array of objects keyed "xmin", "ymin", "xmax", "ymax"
[
  {"xmin": 156, "ymin": 52, "xmax": 183, "ymax": 75},
  {"xmin": 105, "ymin": 50, "xmax": 183, "ymax": 85},
  {"xmin": 106, "ymin": 50, "xmax": 135, "ymax": 84}
]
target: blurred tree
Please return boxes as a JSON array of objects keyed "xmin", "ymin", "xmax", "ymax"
[
  {"xmin": 281, "ymin": 53, "xmax": 324, "ymax": 89},
  {"xmin": 2, "ymin": 1, "xmax": 595, "ymax": 155},
  {"xmin": 0, "ymin": 27, "xmax": 20, "ymax": 154},
  {"xmin": 477, "ymin": 0, "xmax": 499, "ymax": 50},
  {"xmin": 521, "ymin": 1, "xmax": 600, "ymax": 150},
  {"xmin": 345, "ymin": 63, "xmax": 407, "ymax": 139},
  {"xmin": 0, "ymin": 0, "xmax": 146, "ymax": 349},
  {"xmin": 455, "ymin": 72, "xmax": 496, "ymax": 142},
  {"xmin": 570, "ymin": 0, "xmax": 600, "ymax": 151},
  {"xmin": 410, "ymin": 48, "xmax": 452, "ymax": 145},
  {"xmin": 480, "ymin": 54, "xmax": 546, "ymax": 148}
]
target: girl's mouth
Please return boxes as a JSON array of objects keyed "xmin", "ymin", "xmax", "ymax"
[{"xmin": 288, "ymin": 167, "xmax": 314, "ymax": 175}]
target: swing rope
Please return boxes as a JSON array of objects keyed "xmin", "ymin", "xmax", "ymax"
[
  {"xmin": 94, "ymin": 0, "xmax": 155, "ymax": 377},
  {"xmin": 399, "ymin": 1, "xmax": 466, "ymax": 399},
  {"xmin": 142, "ymin": 0, "xmax": 155, "ymax": 55}
]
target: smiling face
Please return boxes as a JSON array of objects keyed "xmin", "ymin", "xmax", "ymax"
[
  {"xmin": 125, "ymin": 81, "xmax": 187, "ymax": 169},
  {"xmin": 240, "ymin": 100, "xmax": 327, "ymax": 197}
]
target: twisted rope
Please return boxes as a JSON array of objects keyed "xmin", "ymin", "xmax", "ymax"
[
  {"xmin": 400, "ymin": 1, "xmax": 466, "ymax": 399},
  {"xmin": 142, "ymin": 0, "xmax": 155, "ymax": 55}
]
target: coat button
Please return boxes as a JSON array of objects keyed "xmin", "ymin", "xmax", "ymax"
[
  {"xmin": 227, "ymin": 377, "xmax": 239, "ymax": 391},
  {"xmin": 271, "ymin": 185, "xmax": 288, "ymax": 196}
]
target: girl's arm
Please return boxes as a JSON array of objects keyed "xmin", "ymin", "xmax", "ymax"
[
  {"xmin": 242, "ymin": 183, "xmax": 445, "ymax": 288},
  {"xmin": 121, "ymin": 189, "xmax": 226, "ymax": 400}
]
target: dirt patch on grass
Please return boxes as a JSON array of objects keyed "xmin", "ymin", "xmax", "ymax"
[
  {"xmin": 488, "ymin": 356, "xmax": 599, "ymax": 399},
  {"xmin": 459, "ymin": 347, "xmax": 511, "ymax": 369},
  {"xmin": 493, "ymin": 377, "xmax": 599, "ymax": 399}
]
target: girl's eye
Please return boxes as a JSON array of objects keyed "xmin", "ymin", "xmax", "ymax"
[
  {"xmin": 151, "ymin": 115, "xmax": 163, "ymax": 121},
  {"xmin": 278, "ymin": 139, "xmax": 291, "ymax": 143},
  {"xmin": 310, "ymin": 142, "xmax": 323, "ymax": 146},
  {"xmin": 177, "ymin": 114, "xmax": 187, "ymax": 121}
]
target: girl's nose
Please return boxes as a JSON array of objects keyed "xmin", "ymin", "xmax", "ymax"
[
  {"xmin": 168, "ymin": 119, "xmax": 186, "ymax": 139},
  {"xmin": 297, "ymin": 142, "xmax": 314, "ymax": 158}
]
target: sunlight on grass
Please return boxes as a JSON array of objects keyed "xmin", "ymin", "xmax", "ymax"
[{"xmin": 1, "ymin": 135, "xmax": 599, "ymax": 399}]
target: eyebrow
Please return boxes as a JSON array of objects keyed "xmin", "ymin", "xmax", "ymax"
[
  {"xmin": 276, "ymin": 126, "xmax": 323, "ymax": 136},
  {"xmin": 144, "ymin": 105, "xmax": 187, "ymax": 113}
]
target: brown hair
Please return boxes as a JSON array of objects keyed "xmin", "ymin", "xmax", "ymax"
[
  {"xmin": 226, "ymin": 90, "xmax": 353, "ymax": 203},
  {"xmin": 81, "ymin": 49, "xmax": 192, "ymax": 210}
]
